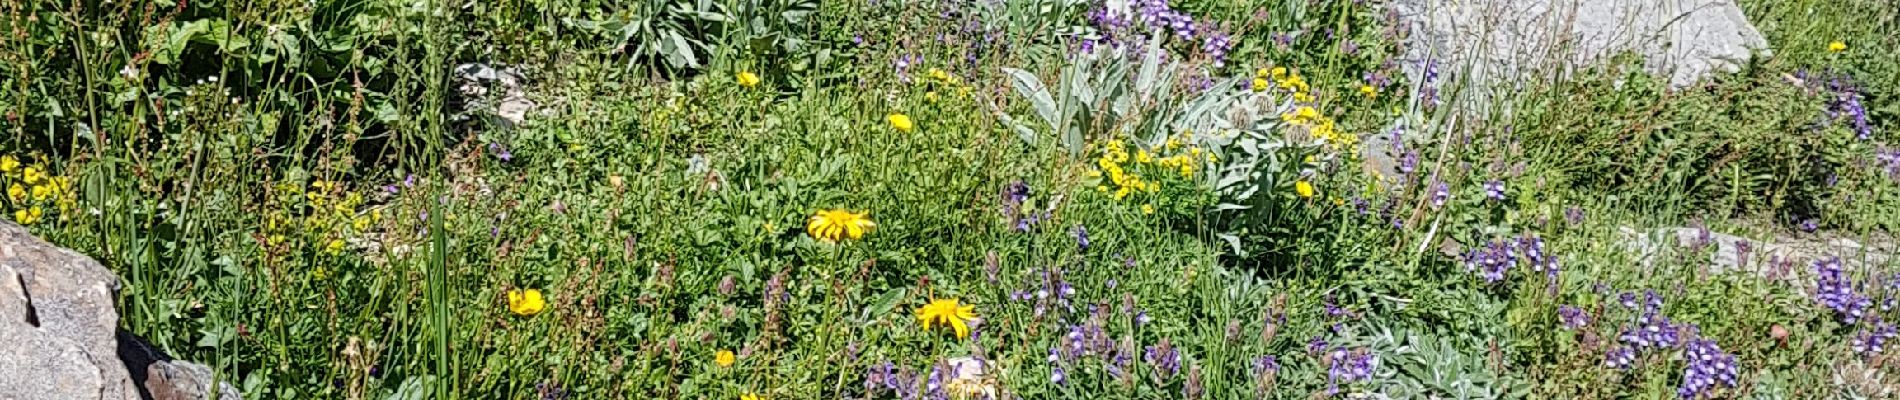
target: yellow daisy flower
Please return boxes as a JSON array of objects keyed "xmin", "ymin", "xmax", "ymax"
[
  {"xmin": 714, "ymin": 349, "xmax": 736, "ymax": 367},
  {"xmin": 888, "ymin": 113, "xmax": 915, "ymax": 133},
  {"xmin": 915, "ymin": 298, "xmax": 978, "ymax": 339},
  {"xmin": 507, "ymin": 288, "xmax": 546, "ymax": 317},
  {"xmin": 807, "ymin": 209, "xmax": 875, "ymax": 242},
  {"xmin": 737, "ymin": 71, "xmax": 762, "ymax": 88}
]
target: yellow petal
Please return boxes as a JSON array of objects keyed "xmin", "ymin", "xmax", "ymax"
[{"xmin": 951, "ymin": 318, "xmax": 970, "ymax": 339}]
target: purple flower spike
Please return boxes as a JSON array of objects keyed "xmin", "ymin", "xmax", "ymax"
[
  {"xmin": 1431, "ymin": 180, "xmax": 1450, "ymax": 208},
  {"xmin": 1558, "ymin": 305, "xmax": 1590, "ymax": 329},
  {"xmin": 1484, "ymin": 180, "xmax": 1506, "ymax": 201}
]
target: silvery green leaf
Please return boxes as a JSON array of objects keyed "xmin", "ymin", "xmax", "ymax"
[
  {"xmin": 991, "ymin": 107, "xmax": 1039, "ymax": 146},
  {"xmin": 1002, "ymin": 67, "xmax": 1059, "ymax": 128},
  {"xmin": 1134, "ymin": 30, "xmax": 1164, "ymax": 98},
  {"xmin": 1064, "ymin": 125, "xmax": 1084, "ymax": 156},
  {"xmin": 1073, "ymin": 72, "xmax": 1095, "ymax": 107},
  {"xmin": 1216, "ymin": 234, "xmax": 1244, "ymax": 255}
]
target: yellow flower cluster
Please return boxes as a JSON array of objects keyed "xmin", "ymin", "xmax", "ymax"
[
  {"xmin": 1257, "ymin": 67, "xmax": 1314, "ymax": 103},
  {"xmin": 1095, "ymin": 139, "xmax": 1151, "ymax": 201},
  {"xmin": 1280, "ymin": 107, "xmax": 1357, "ymax": 150},
  {"xmin": 922, "ymin": 68, "xmax": 974, "ymax": 103},
  {"xmin": 261, "ymin": 179, "xmax": 381, "ymax": 259},
  {"xmin": 1092, "ymin": 132, "xmax": 1217, "ymax": 214},
  {"xmin": 1, "ymin": 155, "xmax": 77, "ymax": 225}
]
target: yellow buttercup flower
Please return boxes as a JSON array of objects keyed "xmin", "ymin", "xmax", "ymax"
[
  {"xmin": 1252, "ymin": 77, "xmax": 1270, "ymax": 92},
  {"xmin": 714, "ymin": 349, "xmax": 736, "ymax": 367},
  {"xmin": 324, "ymin": 239, "xmax": 346, "ymax": 254},
  {"xmin": 1282, "ymin": 106, "xmax": 1322, "ymax": 125},
  {"xmin": 13, "ymin": 207, "xmax": 42, "ymax": 225},
  {"xmin": 0, "ymin": 156, "xmax": 17, "ymax": 174},
  {"xmin": 1295, "ymin": 180, "xmax": 1316, "ymax": 198},
  {"xmin": 1359, "ymin": 84, "xmax": 1378, "ymax": 99},
  {"xmin": 1142, "ymin": 204, "xmax": 1155, "ymax": 215},
  {"xmin": 1828, "ymin": 41, "xmax": 1847, "ymax": 53},
  {"xmin": 5, "ymin": 183, "xmax": 22, "ymax": 202},
  {"xmin": 507, "ymin": 288, "xmax": 546, "ymax": 317},
  {"xmin": 915, "ymin": 298, "xmax": 978, "ymax": 339},
  {"xmin": 925, "ymin": 91, "xmax": 939, "ymax": 103},
  {"xmin": 888, "ymin": 113, "xmax": 915, "ymax": 133},
  {"xmin": 737, "ymin": 71, "xmax": 762, "ymax": 88},
  {"xmin": 807, "ymin": 209, "xmax": 875, "ymax": 242},
  {"xmin": 21, "ymin": 167, "xmax": 42, "ymax": 184},
  {"xmin": 30, "ymin": 184, "xmax": 51, "ymax": 201}
]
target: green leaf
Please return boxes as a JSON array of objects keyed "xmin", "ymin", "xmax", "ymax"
[
  {"xmin": 1001, "ymin": 68, "xmax": 1058, "ymax": 131},
  {"xmin": 860, "ymin": 287, "xmax": 907, "ymax": 325}
]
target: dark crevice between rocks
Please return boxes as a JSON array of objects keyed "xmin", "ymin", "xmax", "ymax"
[
  {"xmin": 117, "ymin": 329, "xmax": 174, "ymax": 400},
  {"xmin": 15, "ymin": 272, "xmax": 36, "ymax": 327}
]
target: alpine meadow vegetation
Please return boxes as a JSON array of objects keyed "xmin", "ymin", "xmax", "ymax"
[{"xmin": 1, "ymin": 0, "xmax": 1897, "ymax": 399}]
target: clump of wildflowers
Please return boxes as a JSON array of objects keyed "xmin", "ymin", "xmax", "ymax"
[
  {"xmin": 1250, "ymin": 355, "xmax": 1280, "ymax": 395},
  {"xmin": 1558, "ymin": 305, "xmax": 1591, "ymax": 330},
  {"xmin": 1619, "ymin": 291, "xmax": 1682, "ymax": 350},
  {"xmin": 1323, "ymin": 347, "xmax": 1377, "ymax": 394},
  {"xmin": 1677, "ymin": 337, "xmax": 1739, "ymax": 399},
  {"xmin": 1463, "ymin": 240, "xmax": 1516, "ymax": 284},
  {"xmin": 1814, "ymin": 256, "xmax": 1872, "ymax": 324},
  {"xmin": 1431, "ymin": 180, "xmax": 1450, "ymax": 208},
  {"xmin": 1144, "ymin": 338, "xmax": 1182, "ymax": 380},
  {"xmin": 1200, "ymin": 27, "xmax": 1234, "ymax": 67},
  {"xmin": 1604, "ymin": 347, "xmax": 1637, "ymax": 369},
  {"xmin": 1852, "ymin": 320, "xmax": 1897, "ymax": 357},
  {"xmin": 1484, "ymin": 180, "xmax": 1506, "ymax": 201},
  {"xmin": 1876, "ymin": 147, "xmax": 1900, "ymax": 183},
  {"xmin": 1820, "ymin": 74, "xmax": 1874, "ymax": 140}
]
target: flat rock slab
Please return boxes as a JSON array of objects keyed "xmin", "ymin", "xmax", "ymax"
[
  {"xmin": 1394, "ymin": 0, "xmax": 1769, "ymax": 99},
  {"xmin": 0, "ymin": 221, "xmax": 140, "ymax": 400}
]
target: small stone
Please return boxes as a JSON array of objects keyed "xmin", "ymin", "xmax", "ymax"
[{"xmin": 146, "ymin": 360, "xmax": 243, "ymax": 400}]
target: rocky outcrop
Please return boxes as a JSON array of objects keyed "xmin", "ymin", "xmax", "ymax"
[
  {"xmin": 0, "ymin": 221, "xmax": 141, "ymax": 400},
  {"xmin": 0, "ymin": 221, "xmax": 241, "ymax": 400},
  {"xmin": 1394, "ymin": 0, "xmax": 1770, "ymax": 102}
]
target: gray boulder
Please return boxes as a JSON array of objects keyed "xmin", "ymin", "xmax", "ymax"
[
  {"xmin": 1620, "ymin": 225, "xmax": 1896, "ymax": 284},
  {"xmin": 0, "ymin": 221, "xmax": 140, "ymax": 400},
  {"xmin": 0, "ymin": 221, "xmax": 242, "ymax": 400},
  {"xmin": 1394, "ymin": 0, "xmax": 1770, "ymax": 103}
]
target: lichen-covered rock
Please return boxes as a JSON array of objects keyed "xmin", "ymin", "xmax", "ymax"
[{"xmin": 0, "ymin": 221, "xmax": 140, "ymax": 400}]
